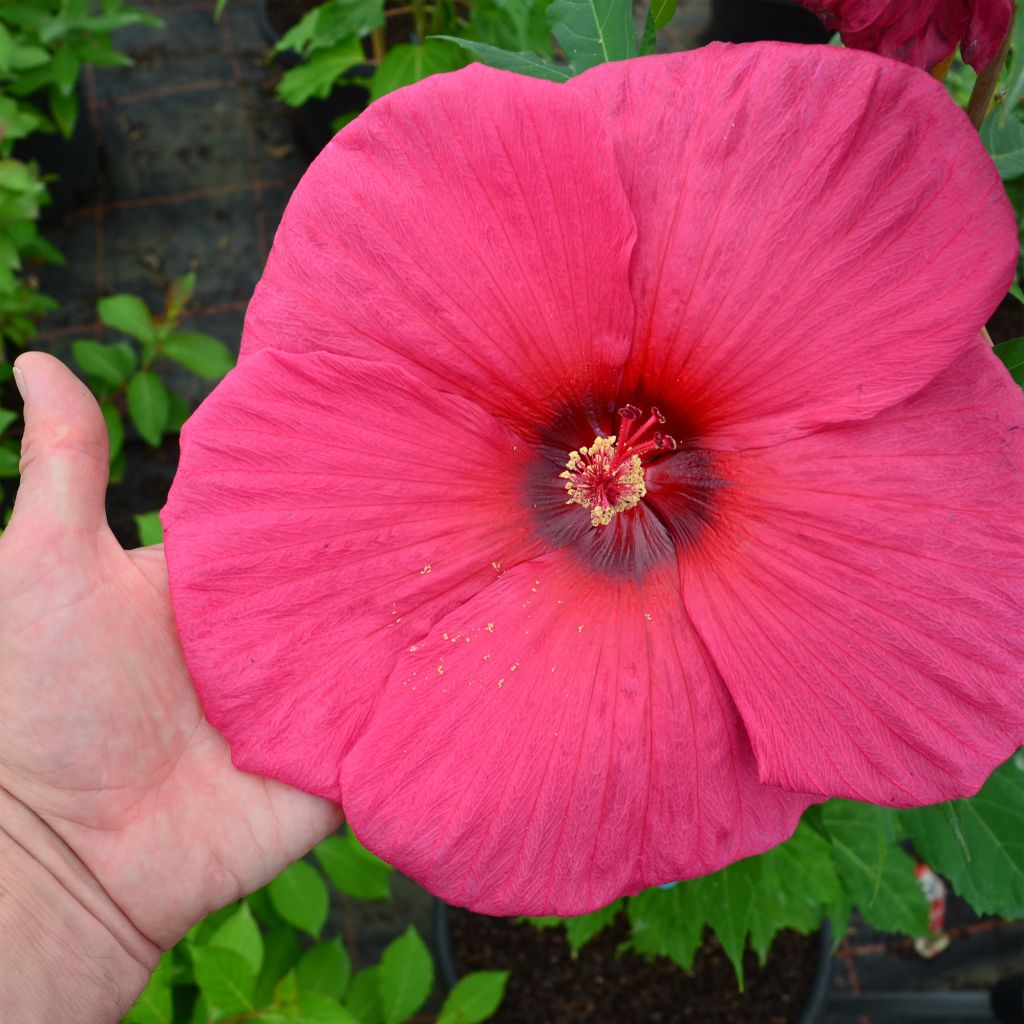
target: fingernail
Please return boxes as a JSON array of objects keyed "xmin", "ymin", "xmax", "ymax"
[{"xmin": 12, "ymin": 365, "xmax": 26, "ymax": 402}]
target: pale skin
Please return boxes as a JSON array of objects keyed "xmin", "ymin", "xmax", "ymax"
[{"xmin": 0, "ymin": 352, "xmax": 343, "ymax": 1021}]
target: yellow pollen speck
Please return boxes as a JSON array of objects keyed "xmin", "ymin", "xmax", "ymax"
[
  {"xmin": 437, "ymin": 665, "xmax": 445, "ymax": 675},
  {"xmin": 408, "ymin": 645, "xmax": 418, "ymax": 653},
  {"xmin": 498, "ymin": 678, "xmax": 504, "ymax": 687},
  {"xmin": 443, "ymin": 632, "xmax": 449, "ymax": 640},
  {"xmin": 510, "ymin": 663, "xmax": 519, "ymax": 672},
  {"xmin": 483, "ymin": 654, "xmax": 491, "ymax": 661},
  {"xmin": 486, "ymin": 622, "xmax": 494, "ymax": 633},
  {"xmin": 492, "ymin": 561, "xmax": 502, "ymax": 572},
  {"xmin": 421, "ymin": 564, "xmax": 432, "ymax": 574}
]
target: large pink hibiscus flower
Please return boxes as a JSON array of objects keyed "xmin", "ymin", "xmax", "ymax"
[
  {"xmin": 162, "ymin": 43, "xmax": 1024, "ymax": 916},
  {"xmin": 798, "ymin": 0, "xmax": 1012, "ymax": 70}
]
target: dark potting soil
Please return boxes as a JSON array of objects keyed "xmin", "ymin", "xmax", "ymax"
[{"xmin": 448, "ymin": 910, "xmax": 820, "ymax": 1024}]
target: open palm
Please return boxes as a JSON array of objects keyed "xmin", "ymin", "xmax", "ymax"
[{"xmin": 0, "ymin": 353, "xmax": 341, "ymax": 950}]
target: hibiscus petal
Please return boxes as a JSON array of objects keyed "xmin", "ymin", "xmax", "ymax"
[
  {"xmin": 575, "ymin": 45, "xmax": 1016, "ymax": 448},
  {"xmin": 161, "ymin": 349, "xmax": 542, "ymax": 799},
  {"xmin": 243, "ymin": 64, "xmax": 636, "ymax": 426},
  {"xmin": 679, "ymin": 344, "xmax": 1024, "ymax": 804},
  {"xmin": 340, "ymin": 554, "xmax": 813, "ymax": 916}
]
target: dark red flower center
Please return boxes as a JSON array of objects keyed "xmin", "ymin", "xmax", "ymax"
[{"xmin": 560, "ymin": 405, "xmax": 679, "ymax": 527}]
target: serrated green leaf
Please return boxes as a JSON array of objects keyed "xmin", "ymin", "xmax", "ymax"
[
  {"xmin": 127, "ymin": 371, "xmax": 170, "ymax": 447},
  {"xmin": 377, "ymin": 926, "xmax": 433, "ymax": 1024},
  {"xmin": 696, "ymin": 856, "xmax": 759, "ymax": 987},
  {"xmin": 822, "ymin": 801, "xmax": 929, "ymax": 936},
  {"xmin": 98, "ymin": 293, "xmax": 157, "ymax": 344},
  {"xmin": 548, "ymin": 0, "xmax": 636, "ymax": 73},
  {"xmin": 436, "ymin": 970, "xmax": 509, "ymax": 1024},
  {"xmin": 995, "ymin": 336, "xmax": 1024, "ymax": 385},
  {"xmin": 191, "ymin": 946, "xmax": 256, "ymax": 1016},
  {"xmin": 981, "ymin": 110, "xmax": 1024, "ymax": 179},
  {"xmin": 748, "ymin": 823, "xmax": 840, "ymax": 963},
  {"xmin": 346, "ymin": 967, "xmax": 384, "ymax": 1024},
  {"xmin": 278, "ymin": 39, "xmax": 365, "ymax": 106},
  {"xmin": 901, "ymin": 751, "xmax": 1024, "ymax": 919},
  {"xmin": 72, "ymin": 339, "xmax": 136, "ymax": 387},
  {"xmin": 625, "ymin": 882, "xmax": 704, "ymax": 971},
  {"xmin": 314, "ymin": 830, "xmax": 392, "ymax": 900},
  {"xmin": 161, "ymin": 331, "xmax": 235, "ymax": 380},
  {"xmin": 209, "ymin": 900, "xmax": 263, "ymax": 974},
  {"xmin": 370, "ymin": 40, "xmax": 467, "ymax": 102},
  {"xmin": 269, "ymin": 859, "xmax": 329, "ymax": 938},
  {"xmin": 434, "ymin": 37, "xmax": 570, "ymax": 81},
  {"xmin": 563, "ymin": 899, "xmax": 622, "ymax": 954},
  {"xmin": 297, "ymin": 938, "xmax": 351, "ymax": 1000}
]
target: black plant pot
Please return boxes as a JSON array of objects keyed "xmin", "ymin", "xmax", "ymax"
[
  {"xmin": 13, "ymin": 82, "xmax": 99, "ymax": 220},
  {"xmin": 434, "ymin": 900, "xmax": 833, "ymax": 1024},
  {"xmin": 701, "ymin": 0, "xmax": 832, "ymax": 46},
  {"xmin": 258, "ymin": 0, "xmax": 372, "ymax": 158}
]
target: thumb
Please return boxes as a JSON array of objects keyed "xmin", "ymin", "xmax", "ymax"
[{"xmin": 7, "ymin": 352, "xmax": 110, "ymax": 538}]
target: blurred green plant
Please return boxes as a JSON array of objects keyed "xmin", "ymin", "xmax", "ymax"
[
  {"xmin": 0, "ymin": 272, "xmax": 236, "ymax": 541},
  {"xmin": 270, "ymin": 0, "xmax": 557, "ymax": 118},
  {"xmin": 122, "ymin": 826, "xmax": 509, "ymax": 1024},
  {"xmin": 529, "ymin": 750, "xmax": 1024, "ymax": 987}
]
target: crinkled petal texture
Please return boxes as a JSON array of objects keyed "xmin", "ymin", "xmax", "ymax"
[
  {"xmin": 242, "ymin": 63, "xmax": 637, "ymax": 426},
  {"xmin": 162, "ymin": 349, "xmax": 542, "ymax": 799},
  {"xmin": 573, "ymin": 47, "xmax": 1014, "ymax": 448},
  {"xmin": 341, "ymin": 557, "xmax": 810, "ymax": 915},
  {"xmin": 798, "ymin": 0, "xmax": 1011, "ymax": 71},
  {"xmin": 165, "ymin": 47, "xmax": 1024, "ymax": 915},
  {"xmin": 679, "ymin": 345, "xmax": 1024, "ymax": 805}
]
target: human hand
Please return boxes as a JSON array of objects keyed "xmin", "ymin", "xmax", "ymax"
[{"xmin": 0, "ymin": 354, "xmax": 341, "ymax": 996}]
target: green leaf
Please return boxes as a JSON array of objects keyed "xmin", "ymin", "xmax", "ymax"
[
  {"xmin": 278, "ymin": 39, "xmax": 365, "ymax": 106},
  {"xmin": 999, "ymin": 14, "xmax": 1024, "ymax": 123},
  {"xmin": 625, "ymin": 883, "xmax": 704, "ymax": 971},
  {"xmin": 215, "ymin": 0, "xmax": 230, "ymax": 19},
  {"xmin": 649, "ymin": 0, "xmax": 676, "ymax": 29},
  {"xmin": 127, "ymin": 371, "xmax": 170, "ymax": 447},
  {"xmin": 191, "ymin": 945, "xmax": 256, "ymax": 1016},
  {"xmin": 995, "ymin": 336, "xmax": 1024, "ymax": 385},
  {"xmin": 821, "ymin": 801, "xmax": 929, "ymax": 936},
  {"xmin": 901, "ymin": 751, "xmax": 1024, "ymax": 919},
  {"xmin": 254, "ymin": 927, "xmax": 302, "ymax": 1007},
  {"xmin": 134, "ymin": 511, "xmax": 164, "ymax": 546},
  {"xmin": 563, "ymin": 899, "xmax": 622, "ymax": 954},
  {"xmin": 370, "ymin": 41, "xmax": 467, "ymax": 102},
  {"xmin": 1010, "ymin": 282, "xmax": 1024, "ymax": 304},
  {"xmin": 210, "ymin": 900, "xmax": 264, "ymax": 974},
  {"xmin": 981, "ymin": 110, "xmax": 1024, "ymax": 180},
  {"xmin": 436, "ymin": 970, "xmax": 509, "ymax": 1024},
  {"xmin": 162, "ymin": 331, "xmax": 235, "ymax": 380},
  {"xmin": 124, "ymin": 950, "xmax": 174, "ymax": 1023},
  {"xmin": 98, "ymin": 293, "xmax": 157, "ymax": 344},
  {"xmin": 293, "ymin": 992, "xmax": 361, "ymax": 1023},
  {"xmin": 314, "ymin": 830, "xmax": 393, "ymax": 900},
  {"xmin": 165, "ymin": 272, "xmax": 196, "ymax": 323},
  {"xmin": 0, "ymin": 406, "xmax": 17, "ymax": 435},
  {"xmin": 747, "ymin": 823, "xmax": 841, "ymax": 963},
  {"xmin": 297, "ymin": 938, "xmax": 351, "ymax": 1000},
  {"xmin": 346, "ymin": 967, "xmax": 384, "ymax": 1024},
  {"xmin": 548, "ymin": 0, "xmax": 636, "ymax": 73},
  {"xmin": 72, "ymin": 339, "xmax": 136, "ymax": 387},
  {"xmin": 166, "ymin": 390, "xmax": 190, "ymax": 433},
  {"xmin": 377, "ymin": 926, "xmax": 433, "ymax": 1024},
  {"xmin": 0, "ymin": 438, "xmax": 20, "ymax": 478},
  {"xmin": 434, "ymin": 37, "xmax": 570, "ymax": 81},
  {"xmin": 268, "ymin": 859, "xmax": 330, "ymax": 939},
  {"xmin": 697, "ymin": 857, "xmax": 759, "ymax": 987}
]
